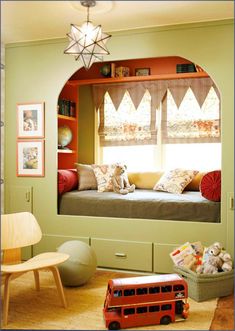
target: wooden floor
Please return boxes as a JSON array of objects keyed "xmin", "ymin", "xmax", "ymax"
[{"xmin": 210, "ymin": 294, "xmax": 234, "ymax": 330}]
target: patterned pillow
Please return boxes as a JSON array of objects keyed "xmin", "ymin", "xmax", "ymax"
[
  {"xmin": 153, "ymin": 169, "xmax": 199, "ymax": 194},
  {"xmin": 92, "ymin": 164, "xmax": 116, "ymax": 192}
]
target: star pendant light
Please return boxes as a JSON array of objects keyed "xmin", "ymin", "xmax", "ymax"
[{"xmin": 64, "ymin": 0, "xmax": 111, "ymax": 70}]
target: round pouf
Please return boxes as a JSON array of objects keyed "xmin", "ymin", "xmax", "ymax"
[{"xmin": 57, "ymin": 240, "xmax": 97, "ymax": 287}]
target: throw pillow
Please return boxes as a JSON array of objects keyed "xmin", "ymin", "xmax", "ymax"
[
  {"xmin": 58, "ymin": 169, "xmax": 78, "ymax": 195},
  {"xmin": 75, "ymin": 163, "xmax": 97, "ymax": 191},
  {"xmin": 200, "ymin": 170, "xmax": 221, "ymax": 202},
  {"xmin": 153, "ymin": 168, "xmax": 199, "ymax": 194},
  {"xmin": 128, "ymin": 172, "xmax": 164, "ymax": 189},
  {"xmin": 184, "ymin": 172, "xmax": 206, "ymax": 191},
  {"xmin": 92, "ymin": 164, "xmax": 116, "ymax": 192}
]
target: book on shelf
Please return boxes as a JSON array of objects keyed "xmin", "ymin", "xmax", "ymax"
[
  {"xmin": 111, "ymin": 63, "xmax": 116, "ymax": 78},
  {"xmin": 176, "ymin": 63, "xmax": 197, "ymax": 73},
  {"xmin": 58, "ymin": 99, "xmax": 76, "ymax": 117}
]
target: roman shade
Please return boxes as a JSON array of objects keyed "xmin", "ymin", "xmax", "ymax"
[{"xmin": 92, "ymin": 77, "xmax": 220, "ymax": 146}]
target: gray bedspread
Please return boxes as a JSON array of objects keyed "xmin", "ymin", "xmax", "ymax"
[{"xmin": 58, "ymin": 189, "xmax": 220, "ymax": 222}]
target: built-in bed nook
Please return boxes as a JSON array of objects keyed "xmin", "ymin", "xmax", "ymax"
[
  {"xmin": 56, "ymin": 56, "xmax": 224, "ymax": 273},
  {"xmin": 58, "ymin": 170, "xmax": 221, "ymax": 223}
]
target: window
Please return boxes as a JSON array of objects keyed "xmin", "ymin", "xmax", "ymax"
[
  {"xmin": 149, "ymin": 286, "xmax": 160, "ymax": 294},
  {"xmin": 124, "ymin": 308, "xmax": 135, "ymax": 315},
  {"xmin": 114, "ymin": 290, "xmax": 122, "ymax": 297},
  {"xmin": 149, "ymin": 305, "xmax": 160, "ymax": 312},
  {"xmin": 124, "ymin": 289, "xmax": 135, "ymax": 296},
  {"xmin": 137, "ymin": 306, "xmax": 147, "ymax": 314},
  {"xmin": 101, "ymin": 91, "xmax": 155, "ymax": 146},
  {"xmin": 94, "ymin": 79, "xmax": 221, "ymax": 172},
  {"xmin": 137, "ymin": 287, "xmax": 148, "ymax": 295},
  {"xmin": 161, "ymin": 285, "xmax": 172, "ymax": 293},
  {"xmin": 162, "ymin": 87, "xmax": 221, "ymax": 171},
  {"xmin": 173, "ymin": 284, "xmax": 184, "ymax": 291},
  {"xmin": 161, "ymin": 304, "xmax": 172, "ymax": 311}
]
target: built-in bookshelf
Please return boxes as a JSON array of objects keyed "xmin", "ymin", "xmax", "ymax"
[{"xmin": 57, "ymin": 84, "xmax": 78, "ymax": 169}]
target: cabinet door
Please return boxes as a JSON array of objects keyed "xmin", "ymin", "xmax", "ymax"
[
  {"xmin": 6, "ymin": 185, "xmax": 33, "ymax": 260},
  {"xmin": 7, "ymin": 185, "xmax": 33, "ymax": 213}
]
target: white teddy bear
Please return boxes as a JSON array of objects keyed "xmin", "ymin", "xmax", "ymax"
[
  {"xmin": 112, "ymin": 164, "xmax": 135, "ymax": 195},
  {"xmin": 196, "ymin": 242, "xmax": 223, "ymax": 274},
  {"xmin": 219, "ymin": 251, "xmax": 233, "ymax": 272}
]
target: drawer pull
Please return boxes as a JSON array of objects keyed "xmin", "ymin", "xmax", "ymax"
[{"xmin": 115, "ymin": 253, "xmax": 127, "ymax": 259}]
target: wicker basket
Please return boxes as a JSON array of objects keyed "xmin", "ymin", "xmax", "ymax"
[{"xmin": 174, "ymin": 266, "xmax": 234, "ymax": 302}]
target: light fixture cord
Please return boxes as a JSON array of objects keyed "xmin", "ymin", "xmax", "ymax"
[{"xmin": 87, "ymin": 5, "xmax": 90, "ymax": 22}]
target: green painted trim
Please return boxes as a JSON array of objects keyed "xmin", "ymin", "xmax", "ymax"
[{"xmin": 5, "ymin": 19, "xmax": 234, "ymax": 49}]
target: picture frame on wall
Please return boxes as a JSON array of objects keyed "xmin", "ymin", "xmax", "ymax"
[
  {"xmin": 135, "ymin": 68, "xmax": 151, "ymax": 76},
  {"xmin": 17, "ymin": 140, "xmax": 45, "ymax": 177},
  {"xmin": 17, "ymin": 102, "xmax": 44, "ymax": 138}
]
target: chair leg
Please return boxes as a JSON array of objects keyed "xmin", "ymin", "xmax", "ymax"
[
  {"xmin": 33, "ymin": 270, "xmax": 40, "ymax": 291},
  {"xmin": 3, "ymin": 273, "xmax": 13, "ymax": 326},
  {"xmin": 49, "ymin": 266, "xmax": 67, "ymax": 308}
]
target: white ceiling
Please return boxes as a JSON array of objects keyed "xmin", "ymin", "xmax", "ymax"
[{"xmin": 1, "ymin": 1, "xmax": 234, "ymax": 44}]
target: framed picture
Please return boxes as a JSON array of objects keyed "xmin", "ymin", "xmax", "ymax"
[
  {"xmin": 17, "ymin": 102, "xmax": 44, "ymax": 138},
  {"xmin": 17, "ymin": 140, "xmax": 45, "ymax": 177},
  {"xmin": 135, "ymin": 68, "xmax": 151, "ymax": 76}
]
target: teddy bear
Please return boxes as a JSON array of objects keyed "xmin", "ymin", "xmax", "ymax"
[
  {"xmin": 196, "ymin": 242, "xmax": 223, "ymax": 274},
  {"xmin": 183, "ymin": 254, "xmax": 198, "ymax": 271},
  {"xmin": 219, "ymin": 251, "xmax": 233, "ymax": 272},
  {"xmin": 112, "ymin": 164, "xmax": 135, "ymax": 195}
]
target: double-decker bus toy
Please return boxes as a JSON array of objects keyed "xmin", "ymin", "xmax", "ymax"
[{"xmin": 103, "ymin": 274, "xmax": 189, "ymax": 330}]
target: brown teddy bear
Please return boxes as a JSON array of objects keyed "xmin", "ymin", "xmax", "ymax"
[{"xmin": 112, "ymin": 164, "xmax": 135, "ymax": 195}]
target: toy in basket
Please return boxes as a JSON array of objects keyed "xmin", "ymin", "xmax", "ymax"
[
  {"xmin": 103, "ymin": 274, "xmax": 189, "ymax": 330},
  {"xmin": 170, "ymin": 241, "xmax": 234, "ymax": 302}
]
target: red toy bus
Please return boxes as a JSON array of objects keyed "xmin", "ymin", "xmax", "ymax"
[{"xmin": 103, "ymin": 274, "xmax": 189, "ymax": 330}]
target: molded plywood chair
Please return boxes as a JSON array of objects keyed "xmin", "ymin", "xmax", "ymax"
[{"xmin": 1, "ymin": 212, "xmax": 69, "ymax": 326}]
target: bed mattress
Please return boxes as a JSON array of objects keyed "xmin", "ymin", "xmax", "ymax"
[{"xmin": 58, "ymin": 189, "xmax": 220, "ymax": 223}]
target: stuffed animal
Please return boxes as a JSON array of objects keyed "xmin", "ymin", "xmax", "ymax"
[
  {"xmin": 183, "ymin": 254, "xmax": 198, "ymax": 271},
  {"xmin": 196, "ymin": 242, "xmax": 223, "ymax": 274},
  {"xmin": 219, "ymin": 251, "xmax": 233, "ymax": 272},
  {"xmin": 112, "ymin": 164, "xmax": 135, "ymax": 195}
]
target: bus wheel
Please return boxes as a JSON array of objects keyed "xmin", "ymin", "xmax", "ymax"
[
  {"xmin": 160, "ymin": 316, "xmax": 171, "ymax": 325},
  {"xmin": 108, "ymin": 321, "xmax": 120, "ymax": 330}
]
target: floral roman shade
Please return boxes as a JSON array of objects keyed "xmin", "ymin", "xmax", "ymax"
[
  {"xmin": 93, "ymin": 82, "xmax": 160, "ymax": 146},
  {"xmin": 92, "ymin": 77, "xmax": 220, "ymax": 146},
  {"xmin": 162, "ymin": 85, "xmax": 220, "ymax": 144}
]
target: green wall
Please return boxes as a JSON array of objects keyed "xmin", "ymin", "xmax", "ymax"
[
  {"xmin": 78, "ymin": 85, "xmax": 95, "ymax": 164},
  {"xmin": 5, "ymin": 20, "xmax": 234, "ymax": 257}
]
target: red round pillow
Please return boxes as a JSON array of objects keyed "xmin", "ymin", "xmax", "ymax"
[
  {"xmin": 200, "ymin": 170, "xmax": 221, "ymax": 202},
  {"xmin": 58, "ymin": 169, "xmax": 78, "ymax": 195}
]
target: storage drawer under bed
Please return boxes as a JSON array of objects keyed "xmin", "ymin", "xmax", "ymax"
[{"xmin": 91, "ymin": 238, "xmax": 153, "ymax": 272}]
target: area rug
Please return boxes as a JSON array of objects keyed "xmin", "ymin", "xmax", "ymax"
[{"xmin": 1, "ymin": 269, "xmax": 218, "ymax": 330}]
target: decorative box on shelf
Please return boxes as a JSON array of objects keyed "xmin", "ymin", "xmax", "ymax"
[{"xmin": 115, "ymin": 66, "xmax": 130, "ymax": 77}]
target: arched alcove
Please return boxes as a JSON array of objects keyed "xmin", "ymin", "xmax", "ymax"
[{"xmin": 57, "ymin": 55, "xmax": 221, "ymax": 218}]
